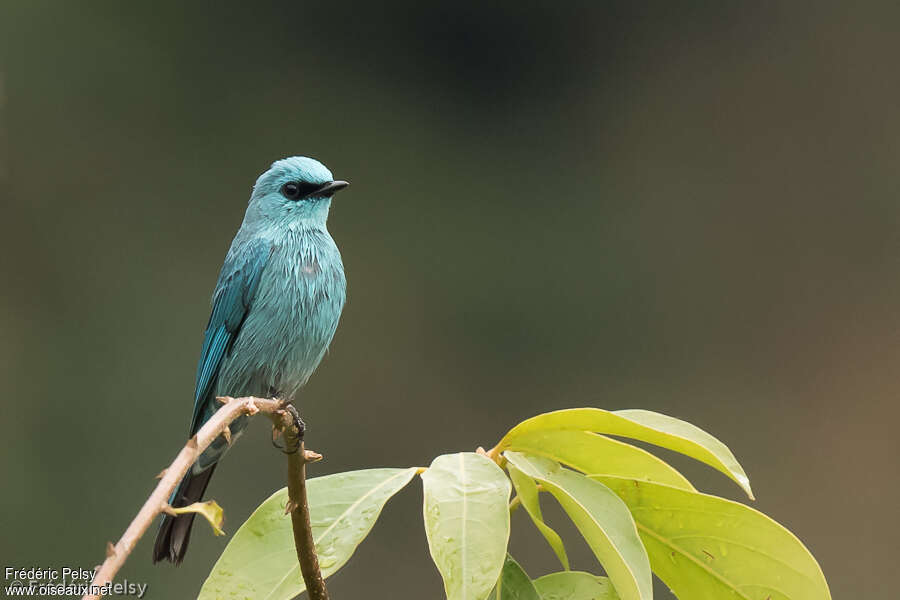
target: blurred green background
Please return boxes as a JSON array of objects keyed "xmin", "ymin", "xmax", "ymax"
[{"xmin": 1, "ymin": 2, "xmax": 897, "ymax": 598}]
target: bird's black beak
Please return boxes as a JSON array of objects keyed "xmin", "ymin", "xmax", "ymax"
[{"xmin": 307, "ymin": 180, "xmax": 350, "ymax": 198}]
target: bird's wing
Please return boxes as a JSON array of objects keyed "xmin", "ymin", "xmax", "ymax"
[{"xmin": 188, "ymin": 238, "xmax": 273, "ymax": 434}]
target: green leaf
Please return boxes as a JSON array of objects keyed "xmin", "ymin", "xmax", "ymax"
[
  {"xmin": 532, "ymin": 571, "xmax": 620, "ymax": 600},
  {"xmin": 491, "ymin": 555, "xmax": 542, "ymax": 600},
  {"xmin": 504, "ymin": 452, "xmax": 652, "ymax": 600},
  {"xmin": 422, "ymin": 452, "xmax": 512, "ymax": 600},
  {"xmin": 504, "ymin": 429, "xmax": 694, "ymax": 491},
  {"xmin": 198, "ymin": 467, "xmax": 417, "ymax": 600},
  {"xmin": 495, "ymin": 408, "xmax": 753, "ymax": 499},
  {"xmin": 594, "ymin": 476, "xmax": 832, "ymax": 600},
  {"xmin": 508, "ymin": 465, "xmax": 570, "ymax": 570}
]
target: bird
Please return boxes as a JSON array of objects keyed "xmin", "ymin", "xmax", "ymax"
[{"xmin": 153, "ymin": 156, "xmax": 349, "ymax": 564}]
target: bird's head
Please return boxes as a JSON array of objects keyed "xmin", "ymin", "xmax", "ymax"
[{"xmin": 247, "ymin": 156, "xmax": 349, "ymax": 228}]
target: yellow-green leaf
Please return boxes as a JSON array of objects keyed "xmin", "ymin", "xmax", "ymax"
[
  {"xmin": 508, "ymin": 464, "xmax": 570, "ymax": 569},
  {"xmin": 594, "ymin": 476, "xmax": 831, "ymax": 600},
  {"xmin": 168, "ymin": 500, "xmax": 225, "ymax": 536},
  {"xmin": 422, "ymin": 452, "xmax": 512, "ymax": 600},
  {"xmin": 198, "ymin": 468, "xmax": 417, "ymax": 600},
  {"xmin": 504, "ymin": 452, "xmax": 652, "ymax": 600},
  {"xmin": 495, "ymin": 408, "xmax": 752, "ymax": 499},
  {"xmin": 532, "ymin": 571, "xmax": 620, "ymax": 600},
  {"xmin": 505, "ymin": 429, "xmax": 693, "ymax": 491}
]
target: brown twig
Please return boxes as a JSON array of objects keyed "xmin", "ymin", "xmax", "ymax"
[
  {"xmin": 83, "ymin": 396, "xmax": 327, "ymax": 600},
  {"xmin": 276, "ymin": 408, "xmax": 329, "ymax": 600}
]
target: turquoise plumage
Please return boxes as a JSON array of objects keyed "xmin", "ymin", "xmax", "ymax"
[{"xmin": 154, "ymin": 157, "xmax": 348, "ymax": 564}]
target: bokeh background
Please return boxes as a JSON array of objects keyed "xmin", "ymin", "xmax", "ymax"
[{"xmin": 1, "ymin": 2, "xmax": 898, "ymax": 598}]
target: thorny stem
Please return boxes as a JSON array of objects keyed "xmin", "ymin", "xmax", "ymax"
[
  {"xmin": 83, "ymin": 397, "xmax": 327, "ymax": 600},
  {"xmin": 275, "ymin": 406, "xmax": 329, "ymax": 600}
]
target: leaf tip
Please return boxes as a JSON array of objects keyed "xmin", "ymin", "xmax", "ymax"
[{"xmin": 737, "ymin": 474, "xmax": 755, "ymax": 500}]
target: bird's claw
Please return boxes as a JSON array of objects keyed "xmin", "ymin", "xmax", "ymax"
[
  {"xmin": 281, "ymin": 404, "xmax": 305, "ymax": 454},
  {"xmin": 271, "ymin": 425, "xmax": 285, "ymax": 450},
  {"xmin": 285, "ymin": 404, "xmax": 306, "ymax": 440}
]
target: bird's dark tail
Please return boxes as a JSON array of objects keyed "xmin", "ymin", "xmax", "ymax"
[{"xmin": 152, "ymin": 464, "xmax": 217, "ymax": 565}]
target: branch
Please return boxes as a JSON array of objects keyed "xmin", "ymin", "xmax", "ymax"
[
  {"xmin": 277, "ymin": 408, "xmax": 329, "ymax": 600},
  {"xmin": 83, "ymin": 396, "xmax": 326, "ymax": 600}
]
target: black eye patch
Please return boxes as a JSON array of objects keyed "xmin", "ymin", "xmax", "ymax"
[{"xmin": 280, "ymin": 181, "xmax": 324, "ymax": 200}]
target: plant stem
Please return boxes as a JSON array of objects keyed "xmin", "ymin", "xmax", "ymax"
[
  {"xmin": 82, "ymin": 396, "xmax": 326, "ymax": 600},
  {"xmin": 279, "ymin": 412, "xmax": 329, "ymax": 600}
]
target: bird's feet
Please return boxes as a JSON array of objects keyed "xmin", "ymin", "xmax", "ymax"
[
  {"xmin": 285, "ymin": 404, "xmax": 306, "ymax": 442},
  {"xmin": 272, "ymin": 403, "xmax": 306, "ymax": 454}
]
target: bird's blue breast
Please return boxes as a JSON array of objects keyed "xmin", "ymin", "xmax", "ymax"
[{"xmin": 217, "ymin": 228, "xmax": 346, "ymax": 400}]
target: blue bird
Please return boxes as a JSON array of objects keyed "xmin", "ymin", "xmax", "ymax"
[{"xmin": 153, "ymin": 157, "xmax": 349, "ymax": 564}]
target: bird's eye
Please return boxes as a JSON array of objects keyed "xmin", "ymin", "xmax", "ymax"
[
  {"xmin": 280, "ymin": 181, "xmax": 323, "ymax": 200},
  {"xmin": 281, "ymin": 182, "xmax": 301, "ymax": 199}
]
